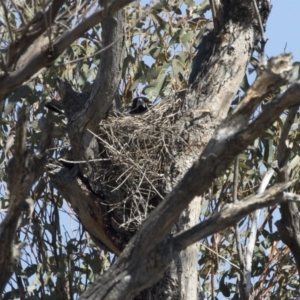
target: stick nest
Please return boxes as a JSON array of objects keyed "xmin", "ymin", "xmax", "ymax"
[{"xmin": 95, "ymin": 97, "xmax": 184, "ymax": 232}]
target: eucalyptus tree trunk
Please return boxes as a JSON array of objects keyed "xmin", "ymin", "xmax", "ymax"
[
  {"xmin": 145, "ymin": 1, "xmax": 271, "ymax": 299},
  {"xmin": 50, "ymin": 0, "xmax": 272, "ymax": 299}
]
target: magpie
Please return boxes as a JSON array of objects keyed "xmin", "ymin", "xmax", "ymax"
[
  {"xmin": 45, "ymin": 100, "xmax": 64, "ymax": 115},
  {"xmin": 129, "ymin": 97, "xmax": 150, "ymax": 114}
]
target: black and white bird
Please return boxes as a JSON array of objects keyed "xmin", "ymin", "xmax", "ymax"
[
  {"xmin": 45, "ymin": 100, "xmax": 64, "ymax": 115},
  {"xmin": 46, "ymin": 93, "xmax": 151, "ymax": 117},
  {"xmin": 129, "ymin": 97, "xmax": 150, "ymax": 114}
]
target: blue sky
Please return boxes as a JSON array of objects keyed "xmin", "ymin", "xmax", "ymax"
[{"xmin": 266, "ymin": 0, "xmax": 300, "ymax": 61}]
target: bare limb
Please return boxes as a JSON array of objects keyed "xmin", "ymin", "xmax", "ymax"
[
  {"xmin": 50, "ymin": 7, "xmax": 132, "ymax": 251},
  {"xmin": 164, "ymin": 58, "xmax": 300, "ymax": 253},
  {"xmin": 229, "ymin": 54, "xmax": 293, "ymax": 126},
  {"xmin": 209, "ymin": 0, "xmax": 223, "ymax": 34},
  {"xmin": 0, "ymin": 0, "xmax": 134, "ymax": 102},
  {"xmin": 251, "ymin": 0, "xmax": 267, "ymax": 57},
  {"xmin": 49, "ymin": 166, "xmax": 123, "ymax": 255},
  {"xmin": 0, "ymin": 0, "xmax": 14, "ymax": 64},
  {"xmin": 6, "ymin": 0, "xmax": 63, "ymax": 69},
  {"xmin": 278, "ymin": 106, "xmax": 298, "ymax": 162},
  {"xmin": 173, "ymin": 183, "xmax": 297, "ymax": 251},
  {"xmin": 60, "ymin": 8, "xmax": 125, "ymax": 186},
  {"xmin": 233, "ymin": 157, "xmax": 247, "ymax": 298},
  {"xmin": 245, "ymin": 166, "xmax": 275, "ymax": 296}
]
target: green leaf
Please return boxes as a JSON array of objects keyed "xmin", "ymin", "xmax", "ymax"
[
  {"xmin": 149, "ymin": 47, "xmax": 162, "ymax": 59},
  {"xmin": 172, "ymin": 58, "xmax": 184, "ymax": 76},
  {"xmin": 180, "ymin": 31, "xmax": 194, "ymax": 49},
  {"xmin": 238, "ymin": 162, "xmax": 250, "ymax": 170},
  {"xmin": 143, "ymin": 72, "xmax": 167, "ymax": 98},
  {"xmin": 173, "ymin": 6, "xmax": 182, "ymax": 15},
  {"xmin": 195, "ymin": 0, "xmax": 210, "ymax": 16},
  {"xmin": 184, "ymin": 0, "xmax": 195, "ymax": 6},
  {"xmin": 149, "ymin": 13, "xmax": 166, "ymax": 27},
  {"xmin": 169, "ymin": 30, "xmax": 180, "ymax": 47},
  {"xmin": 0, "ymin": 196, "xmax": 10, "ymax": 210}
]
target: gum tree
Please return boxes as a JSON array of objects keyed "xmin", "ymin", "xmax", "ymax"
[{"xmin": 1, "ymin": 0, "xmax": 300, "ymax": 299}]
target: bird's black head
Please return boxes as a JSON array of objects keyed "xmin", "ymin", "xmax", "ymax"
[{"xmin": 129, "ymin": 97, "xmax": 150, "ymax": 114}]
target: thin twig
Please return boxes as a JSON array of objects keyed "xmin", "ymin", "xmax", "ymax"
[
  {"xmin": 56, "ymin": 2, "xmax": 154, "ymax": 67},
  {"xmin": 58, "ymin": 158, "xmax": 111, "ymax": 164},
  {"xmin": 89, "ymin": 129, "xmax": 165, "ymax": 200},
  {"xmin": 200, "ymin": 242, "xmax": 241, "ymax": 271},
  {"xmin": 251, "ymin": 0, "xmax": 267, "ymax": 59},
  {"xmin": 233, "ymin": 156, "xmax": 246, "ymax": 295},
  {"xmin": 173, "ymin": 182, "xmax": 297, "ymax": 252},
  {"xmin": 245, "ymin": 167, "xmax": 275, "ymax": 296}
]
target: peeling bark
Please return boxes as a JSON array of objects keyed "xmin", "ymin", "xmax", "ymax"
[{"xmin": 161, "ymin": 1, "xmax": 271, "ymax": 298}]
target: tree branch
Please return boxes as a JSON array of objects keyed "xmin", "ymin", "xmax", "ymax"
[
  {"xmin": 138, "ymin": 55, "xmax": 299, "ymax": 256},
  {"xmin": 0, "ymin": 0, "xmax": 134, "ymax": 102},
  {"xmin": 49, "ymin": 9, "xmax": 127, "ymax": 255},
  {"xmin": 232, "ymin": 157, "xmax": 247, "ymax": 298},
  {"xmin": 244, "ymin": 166, "xmax": 275, "ymax": 295},
  {"xmin": 6, "ymin": 0, "xmax": 63, "ymax": 69},
  {"xmin": 173, "ymin": 183, "xmax": 297, "ymax": 251},
  {"xmin": 209, "ymin": 0, "xmax": 222, "ymax": 33},
  {"xmin": 64, "ymin": 9, "xmax": 126, "ymax": 167},
  {"xmin": 49, "ymin": 165, "xmax": 124, "ymax": 255}
]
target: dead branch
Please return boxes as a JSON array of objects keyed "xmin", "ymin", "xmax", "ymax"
[{"xmin": 173, "ymin": 182, "xmax": 296, "ymax": 251}]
